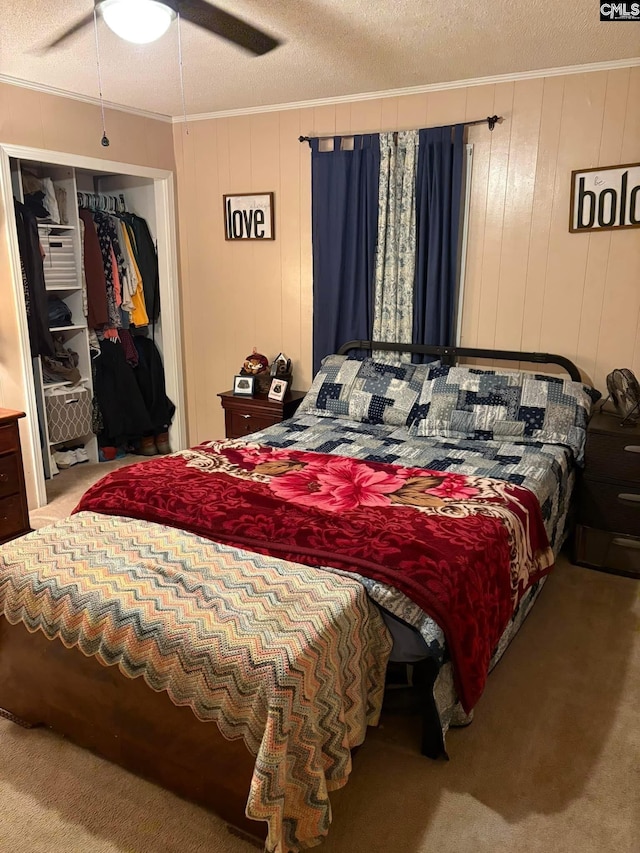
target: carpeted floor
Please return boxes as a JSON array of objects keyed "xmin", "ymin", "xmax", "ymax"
[{"xmin": 2, "ymin": 464, "xmax": 639, "ymax": 852}]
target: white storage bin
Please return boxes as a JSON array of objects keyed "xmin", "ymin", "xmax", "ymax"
[
  {"xmin": 45, "ymin": 386, "xmax": 92, "ymax": 444},
  {"xmin": 41, "ymin": 232, "xmax": 78, "ymax": 288}
]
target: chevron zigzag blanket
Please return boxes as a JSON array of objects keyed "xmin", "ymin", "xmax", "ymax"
[
  {"xmin": 0, "ymin": 512, "xmax": 391, "ymax": 853},
  {"xmin": 77, "ymin": 440, "xmax": 555, "ymax": 712}
]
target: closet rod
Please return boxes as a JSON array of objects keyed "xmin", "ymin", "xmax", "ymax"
[{"xmin": 298, "ymin": 114, "xmax": 503, "ymax": 144}]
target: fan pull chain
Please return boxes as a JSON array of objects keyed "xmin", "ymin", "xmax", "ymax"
[
  {"xmin": 177, "ymin": 10, "xmax": 189, "ymax": 135},
  {"xmin": 93, "ymin": 6, "xmax": 110, "ymax": 147}
]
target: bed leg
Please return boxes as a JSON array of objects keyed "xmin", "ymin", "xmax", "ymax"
[
  {"xmin": 0, "ymin": 707, "xmax": 41, "ymax": 729},
  {"xmin": 412, "ymin": 660, "xmax": 448, "ymax": 760}
]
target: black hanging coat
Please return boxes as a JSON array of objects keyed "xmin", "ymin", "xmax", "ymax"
[{"xmin": 14, "ymin": 199, "xmax": 54, "ymax": 358}]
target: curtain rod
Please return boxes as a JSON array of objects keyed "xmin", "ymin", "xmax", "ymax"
[{"xmin": 298, "ymin": 114, "xmax": 503, "ymax": 144}]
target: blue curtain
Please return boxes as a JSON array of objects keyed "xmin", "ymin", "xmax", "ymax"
[
  {"xmin": 311, "ymin": 135, "xmax": 380, "ymax": 374},
  {"xmin": 412, "ymin": 124, "xmax": 465, "ymax": 359}
]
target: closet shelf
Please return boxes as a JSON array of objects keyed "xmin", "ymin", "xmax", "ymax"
[
  {"xmin": 43, "ymin": 377, "xmax": 88, "ymax": 391},
  {"xmin": 37, "ymin": 223, "xmax": 75, "ymax": 230},
  {"xmin": 43, "ymin": 380, "xmax": 71, "ymax": 391},
  {"xmin": 49, "ymin": 324, "xmax": 86, "ymax": 332},
  {"xmin": 45, "ymin": 284, "xmax": 81, "ymax": 292}
]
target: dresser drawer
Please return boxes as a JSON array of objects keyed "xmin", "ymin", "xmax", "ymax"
[
  {"xmin": 227, "ymin": 410, "xmax": 280, "ymax": 439},
  {"xmin": 0, "ymin": 423, "xmax": 19, "ymax": 455},
  {"xmin": 585, "ymin": 430, "xmax": 640, "ymax": 484},
  {"xmin": 574, "ymin": 525, "xmax": 640, "ymax": 578},
  {"xmin": 0, "ymin": 454, "xmax": 20, "ymax": 500},
  {"xmin": 580, "ymin": 477, "xmax": 640, "ymax": 536},
  {"xmin": 0, "ymin": 494, "xmax": 28, "ymax": 543}
]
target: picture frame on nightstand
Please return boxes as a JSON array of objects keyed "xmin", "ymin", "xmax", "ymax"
[
  {"xmin": 233, "ymin": 375, "xmax": 255, "ymax": 396},
  {"xmin": 268, "ymin": 378, "xmax": 288, "ymax": 402}
]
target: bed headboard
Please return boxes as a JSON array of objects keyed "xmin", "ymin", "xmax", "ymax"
[{"xmin": 336, "ymin": 340, "xmax": 582, "ymax": 382}]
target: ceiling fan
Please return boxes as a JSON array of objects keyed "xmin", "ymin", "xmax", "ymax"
[{"xmin": 45, "ymin": 0, "xmax": 281, "ymax": 55}]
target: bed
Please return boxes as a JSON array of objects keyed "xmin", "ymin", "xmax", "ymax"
[{"xmin": 0, "ymin": 342, "xmax": 597, "ymax": 853}]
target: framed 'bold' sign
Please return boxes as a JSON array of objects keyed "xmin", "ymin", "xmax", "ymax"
[
  {"xmin": 570, "ymin": 162, "xmax": 640, "ymax": 233},
  {"xmin": 224, "ymin": 192, "xmax": 275, "ymax": 240}
]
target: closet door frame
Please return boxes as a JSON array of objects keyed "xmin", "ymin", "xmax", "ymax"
[{"xmin": 0, "ymin": 143, "xmax": 186, "ymax": 509}]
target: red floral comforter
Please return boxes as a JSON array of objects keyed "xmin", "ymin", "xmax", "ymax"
[{"xmin": 76, "ymin": 440, "xmax": 554, "ymax": 711}]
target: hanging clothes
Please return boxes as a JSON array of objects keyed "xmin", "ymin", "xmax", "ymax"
[
  {"xmin": 14, "ymin": 198, "xmax": 54, "ymax": 358},
  {"xmin": 119, "ymin": 329, "xmax": 139, "ymax": 367},
  {"xmin": 118, "ymin": 219, "xmax": 149, "ymax": 326},
  {"xmin": 93, "ymin": 339, "xmax": 153, "ymax": 446},
  {"xmin": 79, "ymin": 209, "xmax": 109, "ymax": 329},
  {"xmin": 132, "ymin": 334, "xmax": 175, "ymax": 435},
  {"xmin": 115, "ymin": 220, "xmax": 136, "ymax": 314},
  {"xmin": 124, "ymin": 214, "xmax": 160, "ymax": 323},
  {"xmin": 93, "ymin": 211, "xmax": 125, "ymax": 329}
]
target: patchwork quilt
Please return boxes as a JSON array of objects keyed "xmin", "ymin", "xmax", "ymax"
[
  {"xmin": 0, "ymin": 513, "xmax": 391, "ymax": 853},
  {"xmin": 76, "ymin": 441, "xmax": 554, "ymax": 713}
]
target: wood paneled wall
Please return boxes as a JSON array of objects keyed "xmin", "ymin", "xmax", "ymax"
[{"xmin": 174, "ymin": 67, "xmax": 637, "ymax": 444}]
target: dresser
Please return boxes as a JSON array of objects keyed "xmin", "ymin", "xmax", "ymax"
[
  {"xmin": 0, "ymin": 409, "xmax": 31, "ymax": 545},
  {"xmin": 574, "ymin": 411, "xmax": 640, "ymax": 578},
  {"xmin": 218, "ymin": 390, "xmax": 306, "ymax": 440}
]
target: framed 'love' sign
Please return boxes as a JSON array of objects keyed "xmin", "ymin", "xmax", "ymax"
[{"xmin": 223, "ymin": 192, "xmax": 275, "ymax": 240}]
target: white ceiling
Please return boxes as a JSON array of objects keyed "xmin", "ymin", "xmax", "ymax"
[{"xmin": 0, "ymin": 1, "xmax": 638, "ymax": 118}]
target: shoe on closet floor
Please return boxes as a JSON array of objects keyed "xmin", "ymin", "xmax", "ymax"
[
  {"xmin": 154, "ymin": 432, "xmax": 171, "ymax": 455},
  {"xmin": 140, "ymin": 435, "xmax": 158, "ymax": 457},
  {"xmin": 73, "ymin": 446, "xmax": 89, "ymax": 464},
  {"xmin": 52, "ymin": 449, "xmax": 77, "ymax": 469}
]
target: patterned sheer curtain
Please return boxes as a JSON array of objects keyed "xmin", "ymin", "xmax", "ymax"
[{"xmin": 372, "ymin": 131, "xmax": 418, "ymax": 362}]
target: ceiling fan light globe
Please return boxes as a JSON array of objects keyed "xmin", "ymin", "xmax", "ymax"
[{"xmin": 100, "ymin": 0, "xmax": 176, "ymax": 45}]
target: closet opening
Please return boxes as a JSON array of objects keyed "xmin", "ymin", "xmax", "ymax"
[{"xmin": 0, "ymin": 145, "xmax": 185, "ymax": 511}]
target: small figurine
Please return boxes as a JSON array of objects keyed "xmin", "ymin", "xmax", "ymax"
[{"xmin": 242, "ymin": 348, "xmax": 269, "ymax": 376}]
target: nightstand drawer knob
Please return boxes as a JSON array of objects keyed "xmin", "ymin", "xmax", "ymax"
[
  {"xmin": 241, "ymin": 414, "xmax": 251, "ymax": 419},
  {"xmin": 618, "ymin": 493, "xmax": 640, "ymax": 506},
  {"xmin": 0, "ymin": 473, "xmax": 7, "ymax": 482},
  {"xmin": 624, "ymin": 445, "xmax": 640, "ymax": 454}
]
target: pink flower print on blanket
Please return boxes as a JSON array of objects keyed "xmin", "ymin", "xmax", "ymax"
[
  {"xmin": 269, "ymin": 457, "xmax": 407, "ymax": 512},
  {"xmin": 429, "ymin": 473, "xmax": 480, "ymax": 501}
]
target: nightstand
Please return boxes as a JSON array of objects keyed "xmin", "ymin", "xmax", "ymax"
[
  {"xmin": 218, "ymin": 390, "xmax": 306, "ymax": 440},
  {"xmin": 574, "ymin": 410, "xmax": 640, "ymax": 578},
  {"xmin": 0, "ymin": 408, "xmax": 31, "ymax": 545}
]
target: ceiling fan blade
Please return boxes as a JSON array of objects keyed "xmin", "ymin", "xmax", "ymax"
[
  {"xmin": 179, "ymin": 0, "xmax": 281, "ymax": 55},
  {"xmin": 43, "ymin": 11, "xmax": 95, "ymax": 50}
]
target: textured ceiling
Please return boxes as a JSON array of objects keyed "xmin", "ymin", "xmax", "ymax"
[{"xmin": 0, "ymin": 1, "xmax": 638, "ymax": 117}]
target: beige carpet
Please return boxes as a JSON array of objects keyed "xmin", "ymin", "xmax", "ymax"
[
  {"xmin": 3, "ymin": 466, "xmax": 640, "ymax": 853},
  {"xmin": 30, "ymin": 456, "xmax": 144, "ymax": 530}
]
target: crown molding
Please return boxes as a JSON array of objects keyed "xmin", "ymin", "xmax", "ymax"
[
  {"xmin": 2, "ymin": 56, "xmax": 638, "ymax": 126},
  {"xmin": 0, "ymin": 73, "xmax": 172, "ymax": 122},
  {"xmin": 173, "ymin": 57, "xmax": 640, "ymax": 124}
]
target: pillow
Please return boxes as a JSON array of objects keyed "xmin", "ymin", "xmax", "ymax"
[
  {"xmin": 409, "ymin": 364, "xmax": 599, "ymax": 463},
  {"xmin": 299, "ymin": 355, "xmax": 438, "ymax": 426},
  {"xmin": 298, "ymin": 355, "xmax": 361, "ymax": 418}
]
